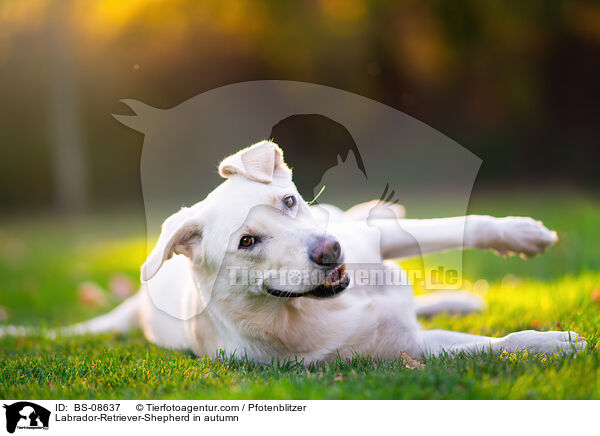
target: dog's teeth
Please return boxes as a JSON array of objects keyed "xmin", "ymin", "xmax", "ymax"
[{"xmin": 322, "ymin": 264, "xmax": 347, "ymax": 288}]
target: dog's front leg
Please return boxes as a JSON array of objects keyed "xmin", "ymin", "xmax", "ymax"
[
  {"xmin": 370, "ymin": 215, "xmax": 557, "ymax": 259},
  {"xmin": 464, "ymin": 215, "xmax": 558, "ymax": 258},
  {"xmin": 418, "ymin": 329, "xmax": 586, "ymax": 357}
]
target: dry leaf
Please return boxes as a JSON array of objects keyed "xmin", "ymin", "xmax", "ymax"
[
  {"xmin": 0, "ymin": 306, "xmax": 8, "ymax": 322},
  {"xmin": 401, "ymin": 352, "xmax": 425, "ymax": 369},
  {"xmin": 109, "ymin": 274, "xmax": 135, "ymax": 300},
  {"xmin": 530, "ymin": 320, "xmax": 542, "ymax": 329},
  {"xmin": 78, "ymin": 282, "xmax": 108, "ymax": 307},
  {"xmin": 592, "ymin": 288, "xmax": 600, "ymax": 303},
  {"xmin": 334, "ymin": 375, "xmax": 344, "ymax": 381}
]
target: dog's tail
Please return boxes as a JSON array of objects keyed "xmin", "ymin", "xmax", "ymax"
[{"xmin": 0, "ymin": 293, "xmax": 142, "ymax": 339}]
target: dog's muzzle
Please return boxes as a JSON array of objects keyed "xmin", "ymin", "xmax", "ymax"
[{"xmin": 266, "ymin": 264, "xmax": 350, "ymax": 299}]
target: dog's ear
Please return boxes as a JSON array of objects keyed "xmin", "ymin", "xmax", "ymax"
[
  {"xmin": 141, "ymin": 208, "xmax": 203, "ymax": 282},
  {"xmin": 219, "ymin": 140, "xmax": 292, "ymax": 183}
]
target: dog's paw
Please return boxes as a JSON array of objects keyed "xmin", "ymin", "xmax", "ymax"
[
  {"xmin": 500, "ymin": 330, "xmax": 587, "ymax": 355},
  {"xmin": 486, "ymin": 216, "xmax": 558, "ymax": 258}
]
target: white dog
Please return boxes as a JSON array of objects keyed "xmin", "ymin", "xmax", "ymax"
[{"xmin": 72, "ymin": 140, "xmax": 585, "ymax": 363}]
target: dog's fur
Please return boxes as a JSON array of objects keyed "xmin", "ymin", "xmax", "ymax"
[{"xmin": 72, "ymin": 141, "xmax": 585, "ymax": 362}]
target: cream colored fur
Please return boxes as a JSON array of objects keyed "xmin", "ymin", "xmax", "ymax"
[{"xmin": 67, "ymin": 141, "xmax": 586, "ymax": 362}]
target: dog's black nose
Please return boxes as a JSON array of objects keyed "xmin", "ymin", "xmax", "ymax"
[{"xmin": 309, "ymin": 236, "xmax": 342, "ymax": 266}]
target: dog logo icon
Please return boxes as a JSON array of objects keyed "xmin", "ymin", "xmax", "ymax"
[{"xmin": 2, "ymin": 402, "xmax": 50, "ymax": 434}]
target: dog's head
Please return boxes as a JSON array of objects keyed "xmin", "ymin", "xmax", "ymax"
[{"xmin": 141, "ymin": 140, "xmax": 349, "ymax": 300}]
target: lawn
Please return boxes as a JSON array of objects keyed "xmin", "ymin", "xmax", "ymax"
[{"xmin": 1, "ymin": 190, "xmax": 599, "ymax": 399}]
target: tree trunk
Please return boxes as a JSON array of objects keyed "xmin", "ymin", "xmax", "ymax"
[{"xmin": 48, "ymin": 0, "xmax": 87, "ymax": 213}]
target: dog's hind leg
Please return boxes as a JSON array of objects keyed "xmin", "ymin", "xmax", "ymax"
[
  {"xmin": 345, "ymin": 199, "xmax": 405, "ymax": 220},
  {"xmin": 414, "ymin": 290, "xmax": 485, "ymax": 317},
  {"xmin": 0, "ymin": 293, "xmax": 142, "ymax": 338},
  {"xmin": 63, "ymin": 292, "xmax": 142, "ymax": 335}
]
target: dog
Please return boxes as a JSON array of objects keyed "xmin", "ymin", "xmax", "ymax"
[{"xmin": 67, "ymin": 140, "xmax": 585, "ymax": 362}]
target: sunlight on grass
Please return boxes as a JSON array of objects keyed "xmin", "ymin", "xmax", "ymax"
[{"xmin": 1, "ymin": 194, "xmax": 599, "ymax": 399}]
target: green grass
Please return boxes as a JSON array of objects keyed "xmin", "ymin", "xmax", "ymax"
[{"xmin": 1, "ymin": 191, "xmax": 599, "ymax": 399}]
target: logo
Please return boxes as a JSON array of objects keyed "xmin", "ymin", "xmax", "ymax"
[
  {"xmin": 2, "ymin": 402, "xmax": 50, "ymax": 434},
  {"xmin": 114, "ymin": 80, "xmax": 481, "ymax": 319}
]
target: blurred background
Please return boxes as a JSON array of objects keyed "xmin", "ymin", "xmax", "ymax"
[
  {"xmin": 1, "ymin": 0, "xmax": 599, "ymax": 213},
  {"xmin": 1, "ymin": 0, "xmax": 600, "ymax": 325}
]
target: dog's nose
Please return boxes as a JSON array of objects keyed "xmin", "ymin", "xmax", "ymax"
[{"xmin": 309, "ymin": 236, "xmax": 342, "ymax": 266}]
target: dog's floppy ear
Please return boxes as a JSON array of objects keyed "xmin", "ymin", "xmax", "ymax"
[
  {"xmin": 141, "ymin": 207, "xmax": 203, "ymax": 282},
  {"xmin": 218, "ymin": 140, "xmax": 292, "ymax": 183}
]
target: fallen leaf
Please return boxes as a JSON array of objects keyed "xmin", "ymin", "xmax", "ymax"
[
  {"xmin": 78, "ymin": 282, "xmax": 108, "ymax": 307},
  {"xmin": 530, "ymin": 320, "xmax": 542, "ymax": 329},
  {"xmin": 334, "ymin": 375, "xmax": 344, "ymax": 381},
  {"xmin": 473, "ymin": 279, "xmax": 489, "ymax": 294},
  {"xmin": 401, "ymin": 352, "xmax": 425, "ymax": 369},
  {"xmin": 592, "ymin": 288, "xmax": 600, "ymax": 303},
  {"xmin": 0, "ymin": 306, "xmax": 8, "ymax": 322},
  {"xmin": 109, "ymin": 274, "xmax": 136, "ymax": 300}
]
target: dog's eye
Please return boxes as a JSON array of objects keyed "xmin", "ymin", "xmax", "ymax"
[
  {"xmin": 283, "ymin": 195, "xmax": 296, "ymax": 209},
  {"xmin": 239, "ymin": 235, "xmax": 256, "ymax": 248}
]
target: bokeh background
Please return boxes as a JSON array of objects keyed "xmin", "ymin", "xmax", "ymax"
[{"xmin": 1, "ymin": 0, "xmax": 599, "ymax": 213}]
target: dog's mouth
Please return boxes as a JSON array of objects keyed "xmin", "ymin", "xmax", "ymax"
[{"xmin": 266, "ymin": 264, "xmax": 350, "ymax": 299}]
